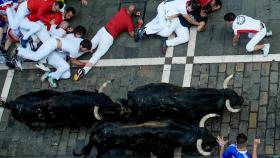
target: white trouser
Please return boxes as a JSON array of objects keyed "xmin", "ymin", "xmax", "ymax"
[
  {"xmin": 87, "ymin": 27, "xmax": 114, "ymax": 73},
  {"xmin": 166, "ymin": 19, "xmax": 189, "ymax": 47},
  {"xmin": 20, "ymin": 18, "xmax": 42, "ymax": 40},
  {"xmin": 156, "ymin": 17, "xmax": 180, "ymax": 37},
  {"xmin": 6, "ymin": 1, "xmax": 29, "ymax": 30},
  {"xmin": 36, "ymin": 21, "xmax": 51, "ymax": 43},
  {"xmin": 246, "ymin": 25, "xmax": 267, "ymax": 52},
  {"xmin": 47, "ymin": 51, "xmax": 70, "ymax": 80},
  {"xmin": 18, "ymin": 38, "xmax": 57, "ymax": 61}
]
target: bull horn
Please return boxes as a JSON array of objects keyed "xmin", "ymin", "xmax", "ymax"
[
  {"xmin": 199, "ymin": 113, "xmax": 220, "ymax": 128},
  {"xmin": 197, "ymin": 113, "xmax": 220, "ymax": 156},
  {"xmin": 226, "ymin": 99, "xmax": 241, "ymax": 113},
  {"xmin": 93, "ymin": 106, "xmax": 102, "ymax": 120},
  {"xmin": 196, "ymin": 139, "xmax": 210, "ymax": 156},
  {"xmin": 223, "ymin": 74, "xmax": 234, "ymax": 89},
  {"xmin": 98, "ymin": 79, "xmax": 115, "ymax": 93}
]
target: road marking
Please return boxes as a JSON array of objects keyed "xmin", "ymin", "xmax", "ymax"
[{"xmin": 0, "ymin": 70, "xmax": 14, "ymax": 121}]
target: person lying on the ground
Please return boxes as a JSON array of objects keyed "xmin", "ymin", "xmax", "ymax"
[
  {"xmin": 224, "ymin": 12, "xmax": 272, "ymax": 57},
  {"xmin": 217, "ymin": 133, "xmax": 260, "ymax": 158},
  {"xmin": 73, "ymin": 4, "xmax": 143, "ymax": 81}
]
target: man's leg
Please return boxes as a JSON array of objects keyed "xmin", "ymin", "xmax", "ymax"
[
  {"xmin": 47, "ymin": 52, "xmax": 70, "ymax": 80},
  {"xmin": 17, "ymin": 38, "xmax": 57, "ymax": 61},
  {"xmin": 245, "ymin": 27, "xmax": 269, "ymax": 56},
  {"xmin": 19, "ymin": 18, "xmax": 42, "ymax": 47},
  {"xmin": 166, "ymin": 24, "xmax": 189, "ymax": 47},
  {"xmin": 157, "ymin": 17, "xmax": 180, "ymax": 37},
  {"xmin": 6, "ymin": 1, "xmax": 29, "ymax": 30},
  {"xmin": 74, "ymin": 28, "xmax": 114, "ymax": 81}
]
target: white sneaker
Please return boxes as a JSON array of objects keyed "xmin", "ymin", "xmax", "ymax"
[
  {"xmin": 262, "ymin": 44, "xmax": 270, "ymax": 57},
  {"xmin": 266, "ymin": 30, "xmax": 272, "ymax": 37},
  {"xmin": 36, "ymin": 63, "xmax": 50, "ymax": 72}
]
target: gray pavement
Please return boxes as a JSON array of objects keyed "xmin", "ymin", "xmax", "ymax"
[{"xmin": 0, "ymin": 0, "xmax": 279, "ymax": 157}]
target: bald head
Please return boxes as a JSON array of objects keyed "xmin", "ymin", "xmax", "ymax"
[
  {"xmin": 59, "ymin": 21, "xmax": 70, "ymax": 30},
  {"xmin": 127, "ymin": 4, "xmax": 136, "ymax": 16}
]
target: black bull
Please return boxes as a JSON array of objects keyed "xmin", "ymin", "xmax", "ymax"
[
  {"xmin": 73, "ymin": 120, "xmax": 217, "ymax": 158},
  {"xmin": 95, "ymin": 74, "xmax": 244, "ymax": 121},
  {"xmin": 0, "ymin": 81, "xmax": 120, "ymax": 129}
]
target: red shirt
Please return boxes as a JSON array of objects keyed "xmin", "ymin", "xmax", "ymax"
[
  {"xmin": 27, "ymin": 0, "xmax": 56, "ymax": 24},
  {"xmin": 44, "ymin": 12, "xmax": 63, "ymax": 30},
  {"xmin": 105, "ymin": 8, "xmax": 134, "ymax": 39},
  {"xmin": 199, "ymin": 0, "xmax": 211, "ymax": 7}
]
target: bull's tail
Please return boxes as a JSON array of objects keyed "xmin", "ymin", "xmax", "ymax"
[
  {"xmin": 197, "ymin": 113, "xmax": 220, "ymax": 156},
  {"xmin": 98, "ymin": 79, "xmax": 115, "ymax": 93}
]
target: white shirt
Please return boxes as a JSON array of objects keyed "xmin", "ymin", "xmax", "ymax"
[
  {"xmin": 49, "ymin": 25, "xmax": 66, "ymax": 39},
  {"xmin": 232, "ymin": 15, "xmax": 262, "ymax": 36},
  {"xmin": 60, "ymin": 37, "xmax": 84, "ymax": 58},
  {"xmin": 165, "ymin": 0, "xmax": 189, "ymax": 17}
]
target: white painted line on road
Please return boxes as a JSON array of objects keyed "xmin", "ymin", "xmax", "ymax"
[
  {"xmin": 161, "ymin": 64, "xmax": 172, "ymax": 83},
  {"xmin": 182, "ymin": 64, "xmax": 193, "ymax": 87},
  {"xmin": 0, "ymin": 70, "xmax": 14, "ymax": 121},
  {"xmin": 186, "ymin": 27, "xmax": 197, "ymax": 57}
]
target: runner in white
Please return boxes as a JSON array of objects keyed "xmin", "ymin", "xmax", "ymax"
[{"xmin": 224, "ymin": 12, "xmax": 272, "ymax": 57}]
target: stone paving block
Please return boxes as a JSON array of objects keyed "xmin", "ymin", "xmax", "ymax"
[
  {"xmin": 271, "ymin": 62, "xmax": 278, "ymax": 71},
  {"xmin": 222, "ymin": 110, "xmax": 231, "ymax": 123},
  {"xmin": 256, "ymin": 122, "xmax": 266, "ymax": 139},
  {"xmin": 250, "ymin": 100, "xmax": 259, "ymax": 112},
  {"xmin": 208, "ymin": 76, "xmax": 217, "ymax": 88},
  {"xmin": 266, "ymin": 129, "xmax": 276, "ymax": 146},
  {"xmin": 267, "ymin": 113, "xmax": 276, "ymax": 128},
  {"xmin": 260, "ymin": 76, "xmax": 269, "ymax": 91},
  {"xmin": 229, "ymin": 129, "xmax": 238, "ymax": 143},
  {"xmin": 249, "ymin": 113, "xmax": 257, "ymax": 128},
  {"xmin": 240, "ymin": 106, "xmax": 249, "ymax": 121},
  {"xmin": 230, "ymin": 113, "xmax": 240, "ymax": 129},
  {"xmin": 236, "ymin": 63, "xmax": 244, "ymax": 72},
  {"xmin": 267, "ymin": 97, "xmax": 277, "ymax": 113},
  {"xmin": 220, "ymin": 123, "xmax": 230, "ymax": 137},
  {"xmin": 209, "ymin": 64, "xmax": 218, "ymax": 76},
  {"xmin": 192, "ymin": 65, "xmax": 201, "ymax": 76},
  {"xmin": 238, "ymin": 121, "xmax": 248, "ymax": 134},
  {"xmin": 216, "ymin": 73, "xmax": 225, "ymax": 89},
  {"xmin": 259, "ymin": 92, "xmax": 268, "ymax": 106},
  {"xmin": 275, "ymin": 140, "xmax": 280, "ymax": 154},
  {"xmin": 201, "ymin": 64, "xmax": 209, "ymax": 74},
  {"xmin": 270, "ymin": 71, "xmax": 278, "ymax": 83},
  {"xmin": 226, "ymin": 63, "xmax": 235, "ymax": 75},
  {"xmin": 247, "ymin": 129, "xmax": 256, "ymax": 146},
  {"xmin": 276, "ymin": 113, "xmax": 280, "ymax": 127},
  {"xmin": 252, "ymin": 63, "xmax": 261, "ymax": 71},
  {"xmin": 261, "ymin": 63, "xmax": 270, "ymax": 76},
  {"xmin": 234, "ymin": 72, "xmax": 243, "ymax": 88},
  {"xmin": 199, "ymin": 74, "xmax": 209, "ymax": 85},
  {"xmin": 219, "ymin": 64, "xmax": 226, "ymax": 73},
  {"xmin": 265, "ymin": 145, "xmax": 274, "ymax": 155},
  {"xmin": 244, "ymin": 63, "xmax": 252, "ymax": 77},
  {"xmin": 258, "ymin": 107, "xmax": 267, "ymax": 122},
  {"xmin": 190, "ymin": 76, "xmax": 200, "ymax": 88}
]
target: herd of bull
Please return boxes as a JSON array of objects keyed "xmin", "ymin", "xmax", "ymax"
[{"xmin": 0, "ymin": 74, "xmax": 244, "ymax": 158}]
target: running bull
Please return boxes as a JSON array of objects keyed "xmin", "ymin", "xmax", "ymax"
[
  {"xmin": 94, "ymin": 74, "xmax": 244, "ymax": 121},
  {"xmin": 73, "ymin": 114, "xmax": 218, "ymax": 158},
  {"xmin": 0, "ymin": 80, "xmax": 120, "ymax": 129}
]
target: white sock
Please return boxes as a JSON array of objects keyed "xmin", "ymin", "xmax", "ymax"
[{"xmin": 83, "ymin": 67, "xmax": 91, "ymax": 74}]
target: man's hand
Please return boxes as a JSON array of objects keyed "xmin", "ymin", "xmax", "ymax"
[
  {"xmin": 216, "ymin": 136, "xmax": 228, "ymax": 147},
  {"xmin": 67, "ymin": 26, "xmax": 74, "ymax": 32},
  {"xmin": 135, "ymin": 11, "xmax": 141, "ymax": 16},
  {"xmin": 80, "ymin": 0, "xmax": 88, "ymax": 6},
  {"xmin": 253, "ymin": 139, "xmax": 261, "ymax": 146},
  {"xmin": 137, "ymin": 18, "xmax": 143, "ymax": 26},
  {"xmin": 50, "ymin": 19, "xmax": 56, "ymax": 25}
]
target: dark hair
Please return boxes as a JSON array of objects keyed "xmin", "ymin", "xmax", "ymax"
[
  {"xmin": 215, "ymin": 0, "xmax": 222, "ymax": 6},
  {"xmin": 189, "ymin": 0, "xmax": 201, "ymax": 11},
  {"xmin": 66, "ymin": 6, "xmax": 76, "ymax": 15},
  {"xmin": 236, "ymin": 133, "xmax": 248, "ymax": 148},
  {"xmin": 74, "ymin": 25, "xmax": 87, "ymax": 37},
  {"xmin": 55, "ymin": 1, "xmax": 64, "ymax": 9},
  {"xmin": 80, "ymin": 39, "xmax": 92, "ymax": 50},
  {"xmin": 224, "ymin": 12, "xmax": 236, "ymax": 22}
]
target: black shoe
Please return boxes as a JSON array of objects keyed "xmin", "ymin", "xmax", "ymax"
[
  {"xmin": 5, "ymin": 60, "xmax": 15, "ymax": 68},
  {"xmin": 28, "ymin": 38, "xmax": 36, "ymax": 51},
  {"xmin": 11, "ymin": 50, "xmax": 23, "ymax": 71},
  {"xmin": 162, "ymin": 40, "xmax": 167, "ymax": 55},
  {"xmin": 136, "ymin": 27, "xmax": 146, "ymax": 42}
]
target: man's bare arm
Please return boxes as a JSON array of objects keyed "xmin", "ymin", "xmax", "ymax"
[
  {"xmin": 252, "ymin": 139, "xmax": 260, "ymax": 158},
  {"xmin": 70, "ymin": 58, "xmax": 86, "ymax": 67},
  {"xmin": 232, "ymin": 35, "xmax": 240, "ymax": 46}
]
